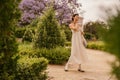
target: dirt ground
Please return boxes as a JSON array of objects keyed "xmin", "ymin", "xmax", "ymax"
[{"xmin": 47, "ymin": 49, "xmax": 116, "ymax": 80}]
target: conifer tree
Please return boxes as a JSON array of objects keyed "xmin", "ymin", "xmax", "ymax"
[
  {"xmin": 0, "ymin": 0, "xmax": 20, "ymax": 79},
  {"xmin": 34, "ymin": 6, "xmax": 66, "ymax": 49}
]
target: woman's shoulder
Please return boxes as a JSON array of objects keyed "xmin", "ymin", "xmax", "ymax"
[{"xmin": 69, "ymin": 23, "xmax": 73, "ymax": 27}]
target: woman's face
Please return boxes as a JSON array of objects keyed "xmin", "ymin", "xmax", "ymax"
[{"xmin": 74, "ymin": 15, "xmax": 79, "ymax": 21}]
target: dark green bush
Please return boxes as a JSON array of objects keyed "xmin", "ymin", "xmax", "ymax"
[
  {"xmin": 0, "ymin": 0, "xmax": 20, "ymax": 79},
  {"xmin": 36, "ymin": 47, "xmax": 70, "ymax": 64},
  {"xmin": 22, "ymin": 28, "xmax": 34, "ymax": 42},
  {"xmin": 34, "ymin": 6, "xmax": 66, "ymax": 49},
  {"xmin": 84, "ymin": 21, "xmax": 106, "ymax": 40},
  {"xmin": 98, "ymin": 10, "xmax": 120, "ymax": 80},
  {"xmin": 84, "ymin": 32, "xmax": 95, "ymax": 40},
  {"xmin": 16, "ymin": 57, "xmax": 48, "ymax": 80},
  {"xmin": 15, "ymin": 27, "xmax": 26, "ymax": 38},
  {"xmin": 63, "ymin": 26, "xmax": 72, "ymax": 41}
]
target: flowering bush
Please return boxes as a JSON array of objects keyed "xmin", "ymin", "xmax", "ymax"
[{"xmin": 19, "ymin": 0, "xmax": 81, "ymax": 25}]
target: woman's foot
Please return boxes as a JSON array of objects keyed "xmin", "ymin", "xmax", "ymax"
[
  {"xmin": 64, "ymin": 64, "xmax": 69, "ymax": 72},
  {"xmin": 64, "ymin": 69, "xmax": 68, "ymax": 72},
  {"xmin": 78, "ymin": 69, "xmax": 85, "ymax": 72},
  {"xmin": 78, "ymin": 64, "xmax": 85, "ymax": 72}
]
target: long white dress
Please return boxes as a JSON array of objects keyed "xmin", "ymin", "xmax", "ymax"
[{"xmin": 67, "ymin": 22, "xmax": 87, "ymax": 66}]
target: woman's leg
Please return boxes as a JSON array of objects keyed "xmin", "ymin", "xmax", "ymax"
[
  {"xmin": 64, "ymin": 55, "xmax": 72, "ymax": 71},
  {"xmin": 78, "ymin": 64, "xmax": 85, "ymax": 72},
  {"xmin": 64, "ymin": 63, "xmax": 69, "ymax": 71}
]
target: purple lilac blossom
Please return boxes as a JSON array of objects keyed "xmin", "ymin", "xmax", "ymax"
[{"xmin": 19, "ymin": 0, "xmax": 81, "ymax": 25}]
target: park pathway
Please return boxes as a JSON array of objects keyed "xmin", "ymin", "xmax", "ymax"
[{"xmin": 47, "ymin": 49, "xmax": 116, "ymax": 80}]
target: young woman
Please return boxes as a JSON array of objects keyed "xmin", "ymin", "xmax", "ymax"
[{"xmin": 65, "ymin": 14, "xmax": 87, "ymax": 72}]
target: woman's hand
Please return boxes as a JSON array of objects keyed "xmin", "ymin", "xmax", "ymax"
[{"xmin": 81, "ymin": 31, "xmax": 84, "ymax": 35}]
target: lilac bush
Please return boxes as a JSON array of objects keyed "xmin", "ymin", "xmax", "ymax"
[{"xmin": 19, "ymin": 0, "xmax": 81, "ymax": 25}]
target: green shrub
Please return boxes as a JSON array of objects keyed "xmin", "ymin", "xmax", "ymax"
[
  {"xmin": 65, "ymin": 41, "xmax": 105, "ymax": 51},
  {"xmin": 22, "ymin": 28, "xmax": 34, "ymax": 42},
  {"xmin": 84, "ymin": 21, "xmax": 106, "ymax": 40},
  {"xmin": 16, "ymin": 57, "xmax": 48, "ymax": 80},
  {"xmin": 36, "ymin": 47, "xmax": 70, "ymax": 64},
  {"xmin": 15, "ymin": 27, "xmax": 26, "ymax": 38},
  {"xmin": 65, "ymin": 41, "xmax": 71, "ymax": 47},
  {"xmin": 18, "ymin": 44, "xmax": 70, "ymax": 64},
  {"xmin": 0, "ymin": 55, "xmax": 18, "ymax": 80},
  {"xmin": 34, "ymin": 6, "xmax": 66, "ymax": 49},
  {"xmin": 0, "ymin": 0, "xmax": 20, "ymax": 79},
  {"xmin": 98, "ymin": 11, "xmax": 120, "ymax": 80},
  {"xmin": 87, "ymin": 41, "xmax": 105, "ymax": 51},
  {"xmin": 84, "ymin": 32, "xmax": 95, "ymax": 40},
  {"xmin": 63, "ymin": 26, "xmax": 72, "ymax": 41},
  {"xmin": 18, "ymin": 43, "xmax": 33, "ymax": 57}
]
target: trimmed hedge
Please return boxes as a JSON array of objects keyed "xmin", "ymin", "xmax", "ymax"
[{"xmin": 16, "ymin": 57, "xmax": 48, "ymax": 80}]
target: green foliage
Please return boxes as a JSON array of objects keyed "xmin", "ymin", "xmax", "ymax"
[
  {"xmin": 65, "ymin": 41, "xmax": 105, "ymax": 51},
  {"xmin": 0, "ymin": 0, "xmax": 20, "ymax": 79},
  {"xmin": 65, "ymin": 41, "xmax": 71, "ymax": 47},
  {"xmin": 84, "ymin": 21, "xmax": 106, "ymax": 40},
  {"xmin": 18, "ymin": 43, "xmax": 70, "ymax": 64},
  {"xmin": 15, "ymin": 19, "xmax": 37, "ymax": 38},
  {"xmin": 62, "ymin": 25, "xmax": 72, "ymax": 41},
  {"xmin": 106, "ymin": 13, "xmax": 120, "ymax": 80},
  {"xmin": 112, "ymin": 63, "xmax": 120, "ymax": 80},
  {"xmin": 15, "ymin": 27, "xmax": 26, "ymax": 38},
  {"xmin": 98, "ymin": 10, "xmax": 120, "ymax": 80},
  {"xmin": 87, "ymin": 41, "xmax": 105, "ymax": 51},
  {"xmin": 36, "ymin": 47, "xmax": 70, "ymax": 64},
  {"xmin": 34, "ymin": 6, "xmax": 66, "ymax": 49},
  {"xmin": 22, "ymin": 28, "xmax": 34, "ymax": 42},
  {"xmin": 84, "ymin": 32, "xmax": 95, "ymax": 40},
  {"xmin": 16, "ymin": 57, "xmax": 48, "ymax": 80},
  {"xmin": 29, "ymin": 17, "xmax": 40, "ymax": 28},
  {"xmin": 0, "ymin": 55, "xmax": 18, "ymax": 80}
]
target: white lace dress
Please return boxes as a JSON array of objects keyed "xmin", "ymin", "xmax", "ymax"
[{"xmin": 67, "ymin": 23, "xmax": 87, "ymax": 65}]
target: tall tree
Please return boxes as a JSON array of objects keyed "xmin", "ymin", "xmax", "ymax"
[
  {"xmin": 0, "ymin": 0, "xmax": 20, "ymax": 79},
  {"xmin": 34, "ymin": 6, "xmax": 66, "ymax": 49},
  {"xmin": 19, "ymin": 0, "xmax": 81, "ymax": 25}
]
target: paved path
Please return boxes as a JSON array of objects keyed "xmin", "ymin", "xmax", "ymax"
[{"xmin": 47, "ymin": 49, "xmax": 116, "ymax": 80}]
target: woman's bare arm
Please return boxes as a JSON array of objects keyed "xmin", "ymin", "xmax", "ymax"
[{"xmin": 69, "ymin": 24, "xmax": 78, "ymax": 31}]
